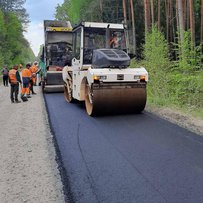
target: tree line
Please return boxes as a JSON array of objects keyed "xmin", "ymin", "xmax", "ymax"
[
  {"xmin": 0, "ymin": 0, "xmax": 34, "ymax": 71},
  {"xmin": 55, "ymin": 0, "xmax": 203, "ymax": 116},
  {"xmin": 55, "ymin": 0, "xmax": 203, "ymax": 56}
]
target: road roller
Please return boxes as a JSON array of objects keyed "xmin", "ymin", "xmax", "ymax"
[{"xmin": 62, "ymin": 22, "xmax": 148, "ymax": 116}]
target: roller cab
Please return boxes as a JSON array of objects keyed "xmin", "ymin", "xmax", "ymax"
[{"xmin": 63, "ymin": 22, "xmax": 148, "ymax": 116}]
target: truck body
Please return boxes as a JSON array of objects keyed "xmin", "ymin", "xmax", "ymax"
[
  {"xmin": 62, "ymin": 22, "xmax": 148, "ymax": 116},
  {"xmin": 41, "ymin": 20, "xmax": 72, "ymax": 92}
]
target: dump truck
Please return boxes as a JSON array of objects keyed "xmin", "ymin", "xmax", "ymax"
[
  {"xmin": 62, "ymin": 22, "xmax": 148, "ymax": 116},
  {"xmin": 41, "ymin": 20, "xmax": 72, "ymax": 92}
]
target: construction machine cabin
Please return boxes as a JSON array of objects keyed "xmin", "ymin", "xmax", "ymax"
[
  {"xmin": 63, "ymin": 22, "xmax": 148, "ymax": 116},
  {"xmin": 41, "ymin": 20, "xmax": 72, "ymax": 93}
]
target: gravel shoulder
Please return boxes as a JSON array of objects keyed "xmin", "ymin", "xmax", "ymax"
[
  {"xmin": 146, "ymin": 105, "xmax": 203, "ymax": 136},
  {"xmin": 0, "ymin": 84, "xmax": 64, "ymax": 203}
]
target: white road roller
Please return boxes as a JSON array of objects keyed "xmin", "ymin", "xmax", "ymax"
[{"xmin": 62, "ymin": 22, "xmax": 148, "ymax": 116}]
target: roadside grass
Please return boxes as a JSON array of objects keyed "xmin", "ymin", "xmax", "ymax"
[
  {"xmin": 146, "ymin": 97, "xmax": 203, "ymax": 120},
  {"xmin": 130, "ymin": 27, "xmax": 203, "ymax": 121}
]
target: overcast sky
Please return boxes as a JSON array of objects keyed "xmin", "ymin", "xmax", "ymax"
[{"xmin": 24, "ymin": 0, "xmax": 64, "ymax": 56}]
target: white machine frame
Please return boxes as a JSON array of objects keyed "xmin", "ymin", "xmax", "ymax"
[{"xmin": 65, "ymin": 22, "xmax": 148, "ymax": 101}]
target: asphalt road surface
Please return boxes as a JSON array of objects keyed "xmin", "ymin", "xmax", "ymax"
[{"xmin": 44, "ymin": 93, "xmax": 203, "ymax": 203}]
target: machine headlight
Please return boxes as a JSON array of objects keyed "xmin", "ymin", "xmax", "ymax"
[
  {"xmin": 139, "ymin": 75, "xmax": 146, "ymax": 81},
  {"xmin": 93, "ymin": 75, "xmax": 107, "ymax": 80},
  {"xmin": 93, "ymin": 75, "xmax": 100, "ymax": 80},
  {"xmin": 134, "ymin": 75, "xmax": 146, "ymax": 81}
]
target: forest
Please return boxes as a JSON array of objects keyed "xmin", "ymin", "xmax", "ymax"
[
  {"xmin": 0, "ymin": 0, "xmax": 35, "ymax": 70},
  {"xmin": 55, "ymin": 0, "xmax": 203, "ymax": 117}
]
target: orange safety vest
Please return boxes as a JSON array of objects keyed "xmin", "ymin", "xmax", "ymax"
[
  {"xmin": 22, "ymin": 68, "xmax": 31, "ymax": 78},
  {"xmin": 30, "ymin": 65, "xmax": 38, "ymax": 77},
  {"xmin": 9, "ymin": 69, "xmax": 17, "ymax": 84}
]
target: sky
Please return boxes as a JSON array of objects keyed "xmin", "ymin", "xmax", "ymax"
[{"xmin": 24, "ymin": 0, "xmax": 64, "ymax": 56}]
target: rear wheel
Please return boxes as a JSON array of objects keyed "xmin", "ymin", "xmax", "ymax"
[
  {"xmin": 64, "ymin": 76, "xmax": 74, "ymax": 102},
  {"xmin": 85, "ymin": 84, "xmax": 94, "ymax": 116}
]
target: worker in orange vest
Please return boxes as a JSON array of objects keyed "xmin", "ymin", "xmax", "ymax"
[
  {"xmin": 21, "ymin": 63, "xmax": 32, "ymax": 101},
  {"xmin": 29, "ymin": 61, "xmax": 38, "ymax": 95},
  {"xmin": 30, "ymin": 61, "xmax": 39, "ymax": 86},
  {"xmin": 8, "ymin": 65, "xmax": 22, "ymax": 103}
]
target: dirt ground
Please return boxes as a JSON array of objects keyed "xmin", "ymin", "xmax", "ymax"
[
  {"xmin": 146, "ymin": 105, "xmax": 203, "ymax": 136},
  {"xmin": 0, "ymin": 84, "xmax": 65, "ymax": 203}
]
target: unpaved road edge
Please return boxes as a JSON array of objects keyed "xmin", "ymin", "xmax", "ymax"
[
  {"xmin": 146, "ymin": 105, "xmax": 203, "ymax": 136},
  {"xmin": 0, "ymin": 85, "xmax": 65, "ymax": 203}
]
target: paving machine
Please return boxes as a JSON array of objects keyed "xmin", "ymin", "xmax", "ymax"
[
  {"xmin": 41, "ymin": 20, "xmax": 72, "ymax": 92},
  {"xmin": 62, "ymin": 22, "xmax": 148, "ymax": 115}
]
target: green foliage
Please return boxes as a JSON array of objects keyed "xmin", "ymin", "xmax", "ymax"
[
  {"xmin": 55, "ymin": 1, "xmax": 69, "ymax": 21},
  {"xmin": 0, "ymin": 8, "xmax": 35, "ymax": 69},
  {"xmin": 55, "ymin": 0, "xmax": 93, "ymax": 23},
  {"xmin": 168, "ymin": 72, "xmax": 203, "ymax": 109},
  {"xmin": 0, "ymin": 0, "xmax": 28, "ymax": 24},
  {"xmin": 143, "ymin": 26, "xmax": 171, "ymax": 105},
  {"xmin": 142, "ymin": 27, "xmax": 203, "ymax": 113},
  {"xmin": 169, "ymin": 30, "xmax": 203, "ymax": 109},
  {"xmin": 175, "ymin": 31, "xmax": 203, "ymax": 73},
  {"xmin": 55, "ymin": 0, "xmax": 125, "ymax": 24}
]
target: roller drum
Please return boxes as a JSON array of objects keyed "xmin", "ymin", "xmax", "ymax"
[{"xmin": 85, "ymin": 83, "xmax": 147, "ymax": 116}]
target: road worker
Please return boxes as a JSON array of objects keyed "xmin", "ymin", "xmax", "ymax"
[
  {"xmin": 30, "ymin": 61, "xmax": 39, "ymax": 86},
  {"xmin": 109, "ymin": 32, "xmax": 119, "ymax": 48},
  {"xmin": 8, "ymin": 65, "xmax": 22, "ymax": 103},
  {"xmin": 28, "ymin": 62, "xmax": 38, "ymax": 95},
  {"xmin": 21, "ymin": 63, "xmax": 32, "ymax": 101},
  {"xmin": 19, "ymin": 64, "xmax": 23, "ymax": 71},
  {"xmin": 1, "ymin": 65, "xmax": 9, "ymax": 86}
]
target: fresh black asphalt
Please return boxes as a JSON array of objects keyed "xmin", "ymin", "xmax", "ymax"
[{"xmin": 44, "ymin": 93, "xmax": 203, "ymax": 203}]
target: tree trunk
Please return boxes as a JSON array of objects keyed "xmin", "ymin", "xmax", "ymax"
[
  {"xmin": 176, "ymin": 0, "xmax": 179, "ymax": 30},
  {"xmin": 130, "ymin": 0, "xmax": 136, "ymax": 55},
  {"xmin": 182, "ymin": 0, "xmax": 186, "ymax": 29},
  {"xmin": 189, "ymin": 0, "xmax": 195, "ymax": 45},
  {"xmin": 99, "ymin": 0, "xmax": 103, "ymax": 11},
  {"xmin": 170, "ymin": 0, "xmax": 176, "ymax": 43},
  {"xmin": 122, "ymin": 0, "xmax": 129, "ymax": 52},
  {"xmin": 99, "ymin": 0, "xmax": 103, "ymax": 21},
  {"xmin": 157, "ymin": 0, "xmax": 161, "ymax": 30},
  {"xmin": 201, "ymin": 0, "xmax": 203, "ymax": 46},
  {"xmin": 144, "ymin": 0, "xmax": 150, "ymax": 32},
  {"xmin": 169, "ymin": 0, "xmax": 173, "ymax": 43},
  {"xmin": 122, "ymin": 0, "xmax": 127, "ymax": 26},
  {"xmin": 177, "ymin": 0, "xmax": 184, "ymax": 45},
  {"xmin": 150, "ymin": 0, "xmax": 154, "ymax": 25},
  {"xmin": 165, "ymin": 0, "xmax": 169, "ymax": 42},
  {"xmin": 187, "ymin": 0, "xmax": 190, "ymax": 30}
]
